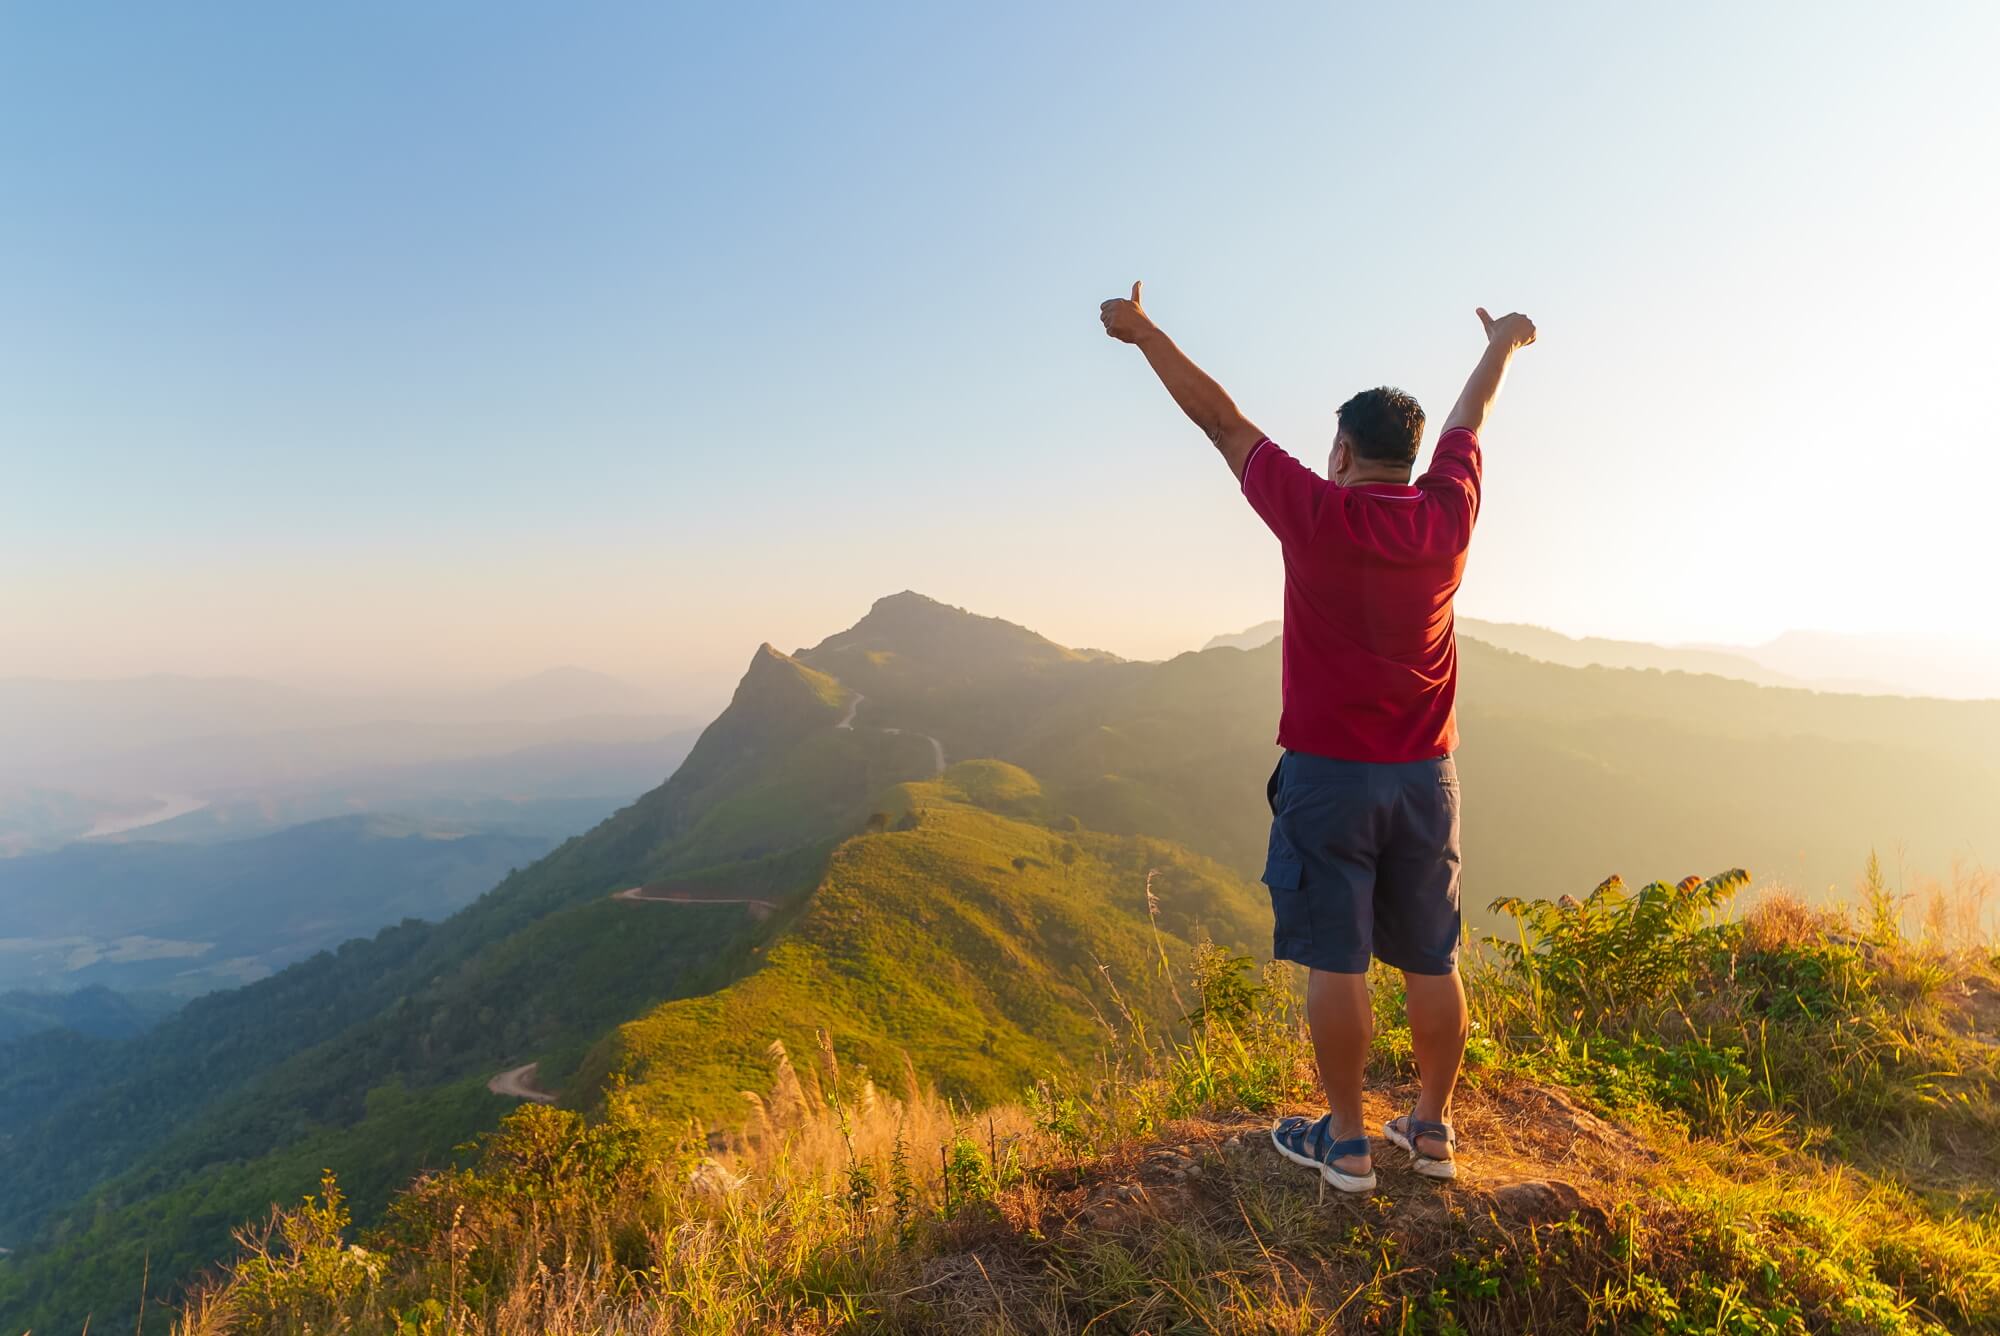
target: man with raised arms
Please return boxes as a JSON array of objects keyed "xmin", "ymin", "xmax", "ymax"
[{"xmin": 1099, "ymin": 284, "xmax": 1536, "ymax": 1190}]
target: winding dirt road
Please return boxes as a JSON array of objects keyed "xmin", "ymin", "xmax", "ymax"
[
  {"xmin": 488, "ymin": 679, "xmax": 948, "ymax": 1101},
  {"xmin": 487, "ymin": 1062, "xmax": 556, "ymax": 1104},
  {"xmin": 835, "ymin": 691, "xmax": 945, "ymax": 776},
  {"xmin": 835, "ymin": 691, "xmax": 864, "ymax": 730},
  {"xmin": 613, "ymin": 884, "xmax": 777, "ymax": 918},
  {"xmin": 885, "ymin": 725, "xmax": 946, "ymax": 776}
]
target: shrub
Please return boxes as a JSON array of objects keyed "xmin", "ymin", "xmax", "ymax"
[{"xmin": 1489, "ymin": 870, "xmax": 1750, "ymax": 1027}]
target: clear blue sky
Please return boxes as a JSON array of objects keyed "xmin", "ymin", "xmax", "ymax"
[{"xmin": 4, "ymin": 3, "xmax": 1995, "ymax": 700}]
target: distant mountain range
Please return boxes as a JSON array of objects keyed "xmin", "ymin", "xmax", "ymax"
[
  {"xmin": 0, "ymin": 986, "xmax": 178, "ymax": 1045},
  {"xmin": 0, "ymin": 814, "xmax": 563, "ymax": 995},
  {"xmin": 3, "ymin": 591, "xmax": 1996, "ymax": 1331},
  {"xmin": 1693, "ymin": 629, "xmax": 2000, "ymax": 700},
  {"xmin": 0, "ymin": 667, "xmax": 697, "ymax": 855},
  {"xmin": 0, "ymin": 665, "xmax": 672, "ymax": 761},
  {"xmin": 1205, "ymin": 618, "xmax": 1999, "ymax": 700}
]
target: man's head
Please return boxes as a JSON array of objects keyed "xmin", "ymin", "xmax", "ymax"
[{"xmin": 1330, "ymin": 387, "xmax": 1425, "ymax": 485}]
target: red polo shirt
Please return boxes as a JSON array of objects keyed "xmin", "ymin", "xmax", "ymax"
[{"xmin": 1240, "ymin": 428, "xmax": 1481, "ymax": 763}]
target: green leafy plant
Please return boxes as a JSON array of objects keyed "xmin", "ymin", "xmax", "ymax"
[{"xmin": 1489, "ymin": 869, "xmax": 1751, "ymax": 1026}]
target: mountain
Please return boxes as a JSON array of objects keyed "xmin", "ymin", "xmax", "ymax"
[
  {"xmin": 3, "ymin": 592, "xmax": 1997, "ymax": 1331},
  {"xmin": 79, "ymin": 728, "xmax": 701, "ymax": 848},
  {"xmin": 1456, "ymin": 619, "xmax": 1816, "ymax": 687},
  {"xmin": 799, "ymin": 591, "xmax": 1122, "ymax": 760},
  {"xmin": 1202, "ymin": 619, "xmax": 1283, "ymax": 652},
  {"xmin": 1716, "ymin": 629, "xmax": 2000, "ymax": 700},
  {"xmin": 0, "ymin": 668, "xmax": 695, "ymax": 855},
  {"xmin": 1216, "ymin": 616, "xmax": 2000, "ymax": 702},
  {"xmin": 0, "ymin": 816, "xmax": 561, "ymax": 995},
  {"xmin": 0, "ymin": 986, "xmax": 178, "ymax": 1044},
  {"xmin": 1209, "ymin": 617, "xmax": 1825, "ymax": 690}
]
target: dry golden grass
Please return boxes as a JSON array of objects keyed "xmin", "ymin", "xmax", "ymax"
[
  {"xmin": 1914, "ymin": 863, "xmax": 1998, "ymax": 953},
  {"xmin": 1741, "ymin": 886, "xmax": 1849, "ymax": 953}
]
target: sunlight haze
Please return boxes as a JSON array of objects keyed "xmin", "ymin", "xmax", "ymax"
[{"xmin": 5, "ymin": 3, "xmax": 1995, "ymax": 700}]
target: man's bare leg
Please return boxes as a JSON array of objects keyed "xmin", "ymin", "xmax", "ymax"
[
  {"xmin": 1402, "ymin": 969, "xmax": 1468, "ymax": 1159},
  {"xmin": 1305, "ymin": 968, "xmax": 1373, "ymax": 1175}
]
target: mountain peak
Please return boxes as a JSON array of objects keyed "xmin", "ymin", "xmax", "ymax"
[
  {"xmin": 870, "ymin": 590, "xmax": 952, "ymax": 616},
  {"xmin": 1203, "ymin": 621, "xmax": 1282, "ymax": 653},
  {"xmin": 847, "ymin": 591, "xmax": 988, "ymax": 639},
  {"xmin": 736, "ymin": 643, "xmax": 845, "ymax": 708},
  {"xmin": 803, "ymin": 593, "xmax": 1119, "ymax": 675}
]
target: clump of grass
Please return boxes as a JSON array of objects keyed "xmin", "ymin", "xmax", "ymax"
[{"xmin": 1741, "ymin": 886, "xmax": 1847, "ymax": 953}]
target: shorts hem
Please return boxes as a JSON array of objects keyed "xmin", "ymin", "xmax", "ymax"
[
  {"xmin": 1373, "ymin": 949, "xmax": 1459, "ymax": 976},
  {"xmin": 1275, "ymin": 942, "xmax": 1371, "ymax": 974}
]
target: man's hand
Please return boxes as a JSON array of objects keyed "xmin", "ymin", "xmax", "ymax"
[
  {"xmin": 1100, "ymin": 281, "xmax": 1158, "ymax": 344},
  {"xmin": 1476, "ymin": 307, "xmax": 1537, "ymax": 351},
  {"xmin": 1443, "ymin": 306, "xmax": 1538, "ymax": 437}
]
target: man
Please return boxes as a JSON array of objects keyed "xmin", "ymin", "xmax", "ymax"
[{"xmin": 1099, "ymin": 283, "xmax": 1535, "ymax": 1191}]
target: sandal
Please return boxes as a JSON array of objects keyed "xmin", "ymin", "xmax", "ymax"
[
  {"xmin": 1384, "ymin": 1113, "xmax": 1458, "ymax": 1179},
  {"xmin": 1271, "ymin": 1114, "xmax": 1376, "ymax": 1193}
]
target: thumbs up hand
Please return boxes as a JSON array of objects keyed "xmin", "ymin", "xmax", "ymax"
[
  {"xmin": 1476, "ymin": 306, "xmax": 1537, "ymax": 350},
  {"xmin": 1099, "ymin": 281, "xmax": 1158, "ymax": 344}
]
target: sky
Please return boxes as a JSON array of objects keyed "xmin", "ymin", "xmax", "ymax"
[{"xmin": 4, "ymin": 3, "xmax": 1996, "ymax": 705}]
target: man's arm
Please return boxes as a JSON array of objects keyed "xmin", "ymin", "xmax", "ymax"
[
  {"xmin": 1100, "ymin": 281, "xmax": 1266, "ymax": 479},
  {"xmin": 1441, "ymin": 307, "xmax": 1537, "ymax": 438}
]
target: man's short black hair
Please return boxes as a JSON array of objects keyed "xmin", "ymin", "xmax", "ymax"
[{"xmin": 1336, "ymin": 387, "xmax": 1425, "ymax": 466}]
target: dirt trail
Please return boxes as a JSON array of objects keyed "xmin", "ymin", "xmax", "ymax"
[
  {"xmin": 834, "ymin": 691, "xmax": 945, "ymax": 776},
  {"xmin": 835, "ymin": 691, "xmax": 864, "ymax": 730},
  {"xmin": 885, "ymin": 725, "xmax": 947, "ymax": 776},
  {"xmin": 487, "ymin": 1062, "xmax": 556, "ymax": 1104},
  {"xmin": 613, "ymin": 884, "xmax": 777, "ymax": 918},
  {"xmin": 1034, "ymin": 1078, "xmax": 1641, "ymax": 1239}
]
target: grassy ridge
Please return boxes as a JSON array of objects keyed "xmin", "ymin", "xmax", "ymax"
[
  {"xmin": 609, "ymin": 760, "xmax": 1268, "ymax": 1125},
  {"xmin": 168, "ymin": 862, "xmax": 2000, "ymax": 1334}
]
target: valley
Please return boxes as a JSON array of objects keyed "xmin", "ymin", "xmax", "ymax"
[{"xmin": 1, "ymin": 592, "xmax": 1994, "ymax": 1333}]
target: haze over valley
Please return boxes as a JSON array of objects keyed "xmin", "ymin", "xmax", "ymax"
[
  {"xmin": 1, "ymin": 591, "xmax": 1993, "ymax": 1329},
  {"xmin": 0, "ymin": 666, "xmax": 699, "ymax": 1004}
]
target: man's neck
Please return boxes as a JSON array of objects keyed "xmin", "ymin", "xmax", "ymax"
[{"xmin": 1341, "ymin": 468, "xmax": 1413, "ymax": 488}]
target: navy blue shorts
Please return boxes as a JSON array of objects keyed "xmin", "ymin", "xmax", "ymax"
[{"xmin": 1261, "ymin": 749, "xmax": 1463, "ymax": 975}]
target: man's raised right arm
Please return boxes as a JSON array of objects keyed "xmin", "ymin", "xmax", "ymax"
[
  {"xmin": 1100, "ymin": 281, "xmax": 1268, "ymax": 480},
  {"xmin": 1441, "ymin": 307, "xmax": 1537, "ymax": 439}
]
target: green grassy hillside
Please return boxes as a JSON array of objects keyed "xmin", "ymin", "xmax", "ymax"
[{"xmin": 606, "ymin": 761, "xmax": 1267, "ymax": 1127}]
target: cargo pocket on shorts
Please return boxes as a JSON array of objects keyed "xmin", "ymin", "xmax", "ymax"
[{"xmin": 1261, "ymin": 853, "xmax": 1310, "ymax": 961}]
